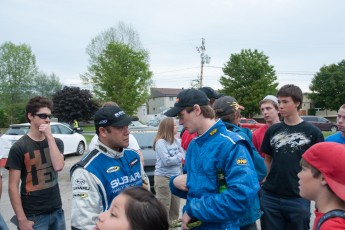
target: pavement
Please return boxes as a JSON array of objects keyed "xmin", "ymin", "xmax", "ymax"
[{"xmin": 0, "ymin": 155, "xmax": 316, "ymax": 230}]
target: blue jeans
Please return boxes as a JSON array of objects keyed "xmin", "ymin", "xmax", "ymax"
[
  {"xmin": 260, "ymin": 189, "xmax": 310, "ymax": 230},
  {"xmin": 0, "ymin": 213, "xmax": 9, "ymax": 230},
  {"xmin": 23, "ymin": 208, "xmax": 66, "ymax": 230}
]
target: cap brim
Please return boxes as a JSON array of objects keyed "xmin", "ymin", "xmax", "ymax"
[
  {"xmin": 110, "ymin": 116, "xmax": 138, "ymax": 127},
  {"xmin": 325, "ymin": 176, "xmax": 345, "ymax": 201},
  {"xmin": 164, "ymin": 107, "xmax": 184, "ymax": 117}
]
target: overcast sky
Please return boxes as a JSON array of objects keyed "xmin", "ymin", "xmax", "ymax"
[{"xmin": 1, "ymin": 0, "xmax": 344, "ymax": 92}]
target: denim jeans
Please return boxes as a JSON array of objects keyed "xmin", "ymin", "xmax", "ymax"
[
  {"xmin": 0, "ymin": 213, "xmax": 9, "ymax": 230},
  {"xmin": 19, "ymin": 208, "xmax": 66, "ymax": 230},
  {"xmin": 260, "ymin": 189, "xmax": 310, "ymax": 230}
]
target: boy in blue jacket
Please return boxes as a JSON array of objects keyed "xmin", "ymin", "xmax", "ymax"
[{"xmin": 165, "ymin": 89, "xmax": 259, "ymax": 230}]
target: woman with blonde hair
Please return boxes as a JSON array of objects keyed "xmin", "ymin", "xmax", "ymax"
[{"xmin": 153, "ymin": 117, "xmax": 184, "ymax": 221}]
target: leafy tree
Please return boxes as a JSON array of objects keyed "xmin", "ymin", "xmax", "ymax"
[
  {"xmin": 0, "ymin": 41, "xmax": 37, "ymax": 124},
  {"xmin": 52, "ymin": 86, "xmax": 99, "ymax": 122},
  {"xmin": 83, "ymin": 42, "xmax": 152, "ymax": 115},
  {"xmin": 85, "ymin": 21, "xmax": 148, "ymax": 68},
  {"xmin": 32, "ymin": 72, "xmax": 63, "ymax": 99},
  {"xmin": 219, "ymin": 49, "xmax": 278, "ymax": 117},
  {"xmin": 309, "ymin": 60, "xmax": 345, "ymax": 110}
]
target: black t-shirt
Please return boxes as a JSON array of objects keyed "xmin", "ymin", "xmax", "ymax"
[
  {"xmin": 261, "ymin": 121, "xmax": 324, "ymax": 198},
  {"xmin": 5, "ymin": 135, "xmax": 64, "ymax": 215}
]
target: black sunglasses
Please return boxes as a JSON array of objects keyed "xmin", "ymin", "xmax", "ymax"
[{"xmin": 34, "ymin": 113, "xmax": 52, "ymax": 119}]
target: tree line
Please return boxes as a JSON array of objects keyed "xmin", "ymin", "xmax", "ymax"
[{"xmin": 0, "ymin": 21, "xmax": 344, "ymax": 127}]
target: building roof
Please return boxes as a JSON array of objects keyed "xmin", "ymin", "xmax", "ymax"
[{"xmin": 150, "ymin": 88, "xmax": 184, "ymax": 98}]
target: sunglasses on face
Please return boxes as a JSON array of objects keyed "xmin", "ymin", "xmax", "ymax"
[{"xmin": 34, "ymin": 113, "xmax": 52, "ymax": 119}]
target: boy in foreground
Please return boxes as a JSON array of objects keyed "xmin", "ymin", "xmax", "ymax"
[{"xmin": 298, "ymin": 142, "xmax": 345, "ymax": 229}]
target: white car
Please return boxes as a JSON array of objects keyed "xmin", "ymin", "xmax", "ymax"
[{"xmin": 0, "ymin": 122, "xmax": 87, "ymax": 157}]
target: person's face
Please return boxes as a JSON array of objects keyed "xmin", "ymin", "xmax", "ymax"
[
  {"xmin": 28, "ymin": 107, "xmax": 52, "ymax": 127},
  {"xmin": 260, "ymin": 102, "xmax": 279, "ymax": 124},
  {"xmin": 297, "ymin": 165, "xmax": 321, "ymax": 201},
  {"xmin": 336, "ymin": 108, "xmax": 345, "ymax": 132},
  {"xmin": 100, "ymin": 126, "xmax": 130, "ymax": 149},
  {"xmin": 277, "ymin": 96, "xmax": 299, "ymax": 118},
  {"xmin": 94, "ymin": 194, "xmax": 130, "ymax": 230},
  {"xmin": 178, "ymin": 108, "xmax": 197, "ymax": 133}
]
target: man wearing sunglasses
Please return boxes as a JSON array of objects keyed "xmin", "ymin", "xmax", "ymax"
[
  {"xmin": 165, "ymin": 88, "xmax": 259, "ymax": 230},
  {"xmin": 6, "ymin": 96, "xmax": 66, "ymax": 230}
]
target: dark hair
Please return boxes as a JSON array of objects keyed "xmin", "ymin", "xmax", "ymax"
[
  {"xmin": 277, "ymin": 84, "xmax": 303, "ymax": 110},
  {"xmin": 217, "ymin": 110, "xmax": 240, "ymax": 124},
  {"xmin": 26, "ymin": 96, "xmax": 53, "ymax": 123},
  {"xmin": 122, "ymin": 187, "xmax": 169, "ymax": 230}
]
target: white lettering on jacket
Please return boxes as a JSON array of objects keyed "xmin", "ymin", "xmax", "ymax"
[{"xmin": 110, "ymin": 172, "xmax": 141, "ymax": 188}]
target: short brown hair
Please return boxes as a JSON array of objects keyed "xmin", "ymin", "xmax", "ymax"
[
  {"xmin": 26, "ymin": 96, "xmax": 53, "ymax": 123},
  {"xmin": 277, "ymin": 84, "xmax": 303, "ymax": 110}
]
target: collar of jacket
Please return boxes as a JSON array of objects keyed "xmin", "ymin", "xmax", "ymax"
[{"xmin": 95, "ymin": 140, "xmax": 124, "ymax": 159}]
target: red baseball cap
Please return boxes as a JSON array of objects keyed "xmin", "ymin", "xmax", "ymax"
[{"xmin": 302, "ymin": 142, "xmax": 345, "ymax": 201}]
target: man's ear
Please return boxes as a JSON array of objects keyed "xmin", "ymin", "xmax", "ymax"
[
  {"xmin": 27, "ymin": 113, "xmax": 34, "ymax": 122},
  {"xmin": 193, "ymin": 104, "xmax": 201, "ymax": 115},
  {"xmin": 320, "ymin": 174, "xmax": 328, "ymax": 186}
]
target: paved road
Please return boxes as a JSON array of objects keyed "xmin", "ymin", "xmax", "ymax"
[{"xmin": 0, "ymin": 154, "xmax": 316, "ymax": 230}]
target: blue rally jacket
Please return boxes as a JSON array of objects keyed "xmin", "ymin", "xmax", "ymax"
[{"xmin": 170, "ymin": 120, "xmax": 260, "ymax": 230}]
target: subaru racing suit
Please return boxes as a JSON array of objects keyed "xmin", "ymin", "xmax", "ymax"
[
  {"xmin": 170, "ymin": 120, "xmax": 260, "ymax": 230},
  {"xmin": 70, "ymin": 141, "xmax": 143, "ymax": 230}
]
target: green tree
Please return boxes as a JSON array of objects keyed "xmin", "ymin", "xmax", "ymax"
[
  {"xmin": 85, "ymin": 21, "xmax": 147, "ymax": 68},
  {"xmin": 32, "ymin": 72, "xmax": 63, "ymax": 99},
  {"xmin": 219, "ymin": 49, "xmax": 278, "ymax": 117},
  {"xmin": 52, "ymin": 86, "xmax": 99, "ymax": 122},
  {"xmin": 309, "ymin": 60, "xmax": 345, "ymax": 110},
  {"xmin": 84, "ymin": 42, "xmax": 152, "ymax": 115},
  {"xmin": 0, "ymin": 41, "xmax": 37, "ymax": 124}
]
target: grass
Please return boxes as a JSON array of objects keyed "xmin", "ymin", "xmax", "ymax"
[{"xmin": 83, "ymin": 135, "xmax": 93, "ymax": 145}]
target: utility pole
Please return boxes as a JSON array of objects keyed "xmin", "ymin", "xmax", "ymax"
[{"xmin": 196, "ymin": 38, "xmax": 211, "ymax": 88}]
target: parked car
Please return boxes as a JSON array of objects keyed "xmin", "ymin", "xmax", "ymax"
[
  {"xmin": 239, "ymin": 118, "xmax": 265, "ymax": 131},
  {"xmin": 301, "ymin": 116, "xmax": 337, "ymax": 132},
  {"xmin": 0, "ymin": 122, "xmax": 87, "ymax": 157},
  {"xmin": 131, "ymin": 130, "xmax": 157, "ymax": 192}
]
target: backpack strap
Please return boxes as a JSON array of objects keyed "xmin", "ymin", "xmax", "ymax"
[{"xmin": 315, "ymin": 209, "xmax": 345, "ymax": 230}]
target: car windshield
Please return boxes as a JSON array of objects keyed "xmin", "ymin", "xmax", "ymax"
[
  {"xmin": 131, "ymin": 131, "xmax": 156, "ymax": 149},
  {"xmin": 5, "ymin": 126, "xmax": 30, "ymax": 135}
]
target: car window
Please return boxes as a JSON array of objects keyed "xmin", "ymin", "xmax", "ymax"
[
  {"xmin": 51, "ymin": 125, "xmax": 60, "ymax": 134},
  {"xmin": 57, "ymin": 125, "xmax": 73, "ymax": 134},
  {"xmin": 318, "ymin": 117, "xmax": 328, "ymax": 123},
  {"xmin": 240, "ymin": 119, "xmax": 246, "ymax": 124},
  {"xmin": 5, "ymin": 126, "xmax": 29, "ymax": 135},
  {"xmin": 248, "ymin": 120, "xmax": 255, "ymax": 124},
  {"xmin": 131, "ymin": 132, "xmax": 156, "ymax": 148}
]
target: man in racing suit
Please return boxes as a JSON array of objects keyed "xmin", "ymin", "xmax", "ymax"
[
  {"xmin": 165, "ymin": 89, "xmax": 260, "ymax": 230},
  {"xmin": 70, "ymin": 106, "xmax": 145, "ymax": 230}
]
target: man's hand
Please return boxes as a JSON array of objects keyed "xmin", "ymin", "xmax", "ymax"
[
  {"xmin": 38, "ymin": 124, "xmax": 52, "ymax": 137},
  {"xmin": 181, "ymin": 212, "xmax": 191, "ymax": 230},
  {"xmin": 19, "ymin": 219, "xmax": 34, "ymax": 230},
  {"xmin": 173, "ymin": 174, "xmax": 188, "ymax": 191}
]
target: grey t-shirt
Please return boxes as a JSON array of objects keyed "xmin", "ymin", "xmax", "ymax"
[{"xmin": 154, "ymin": 138, "xmax": 183, "ymax": 177}]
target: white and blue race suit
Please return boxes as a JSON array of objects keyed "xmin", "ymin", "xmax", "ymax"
[{"xmin": 70, "ymin": 142, "xmax": 142, "ymax": 230}]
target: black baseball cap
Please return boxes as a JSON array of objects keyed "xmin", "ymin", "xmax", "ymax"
[
  {"xmin": 213, "ymin": 96, "xmax": 244, "ymax": 117},
  {"xmin": 94, "ymin": 106, "xmax": 138, "ymax": 127},
  {"xmin": 199, "ymin": 86, "xmax": 223, "ymax": 99},
  {"xmin": 164, "ymin": 88, "xmax": 209, "ymax": 117}
]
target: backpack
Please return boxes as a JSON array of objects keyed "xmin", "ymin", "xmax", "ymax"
[{"xmin": 315, "ymin": 209, "xmax": 345, "ymax": 230}]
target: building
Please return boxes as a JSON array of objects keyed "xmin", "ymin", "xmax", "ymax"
[{"xmin": 147, "ymin": 88, "xmax": 183, "ymax": 115}]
